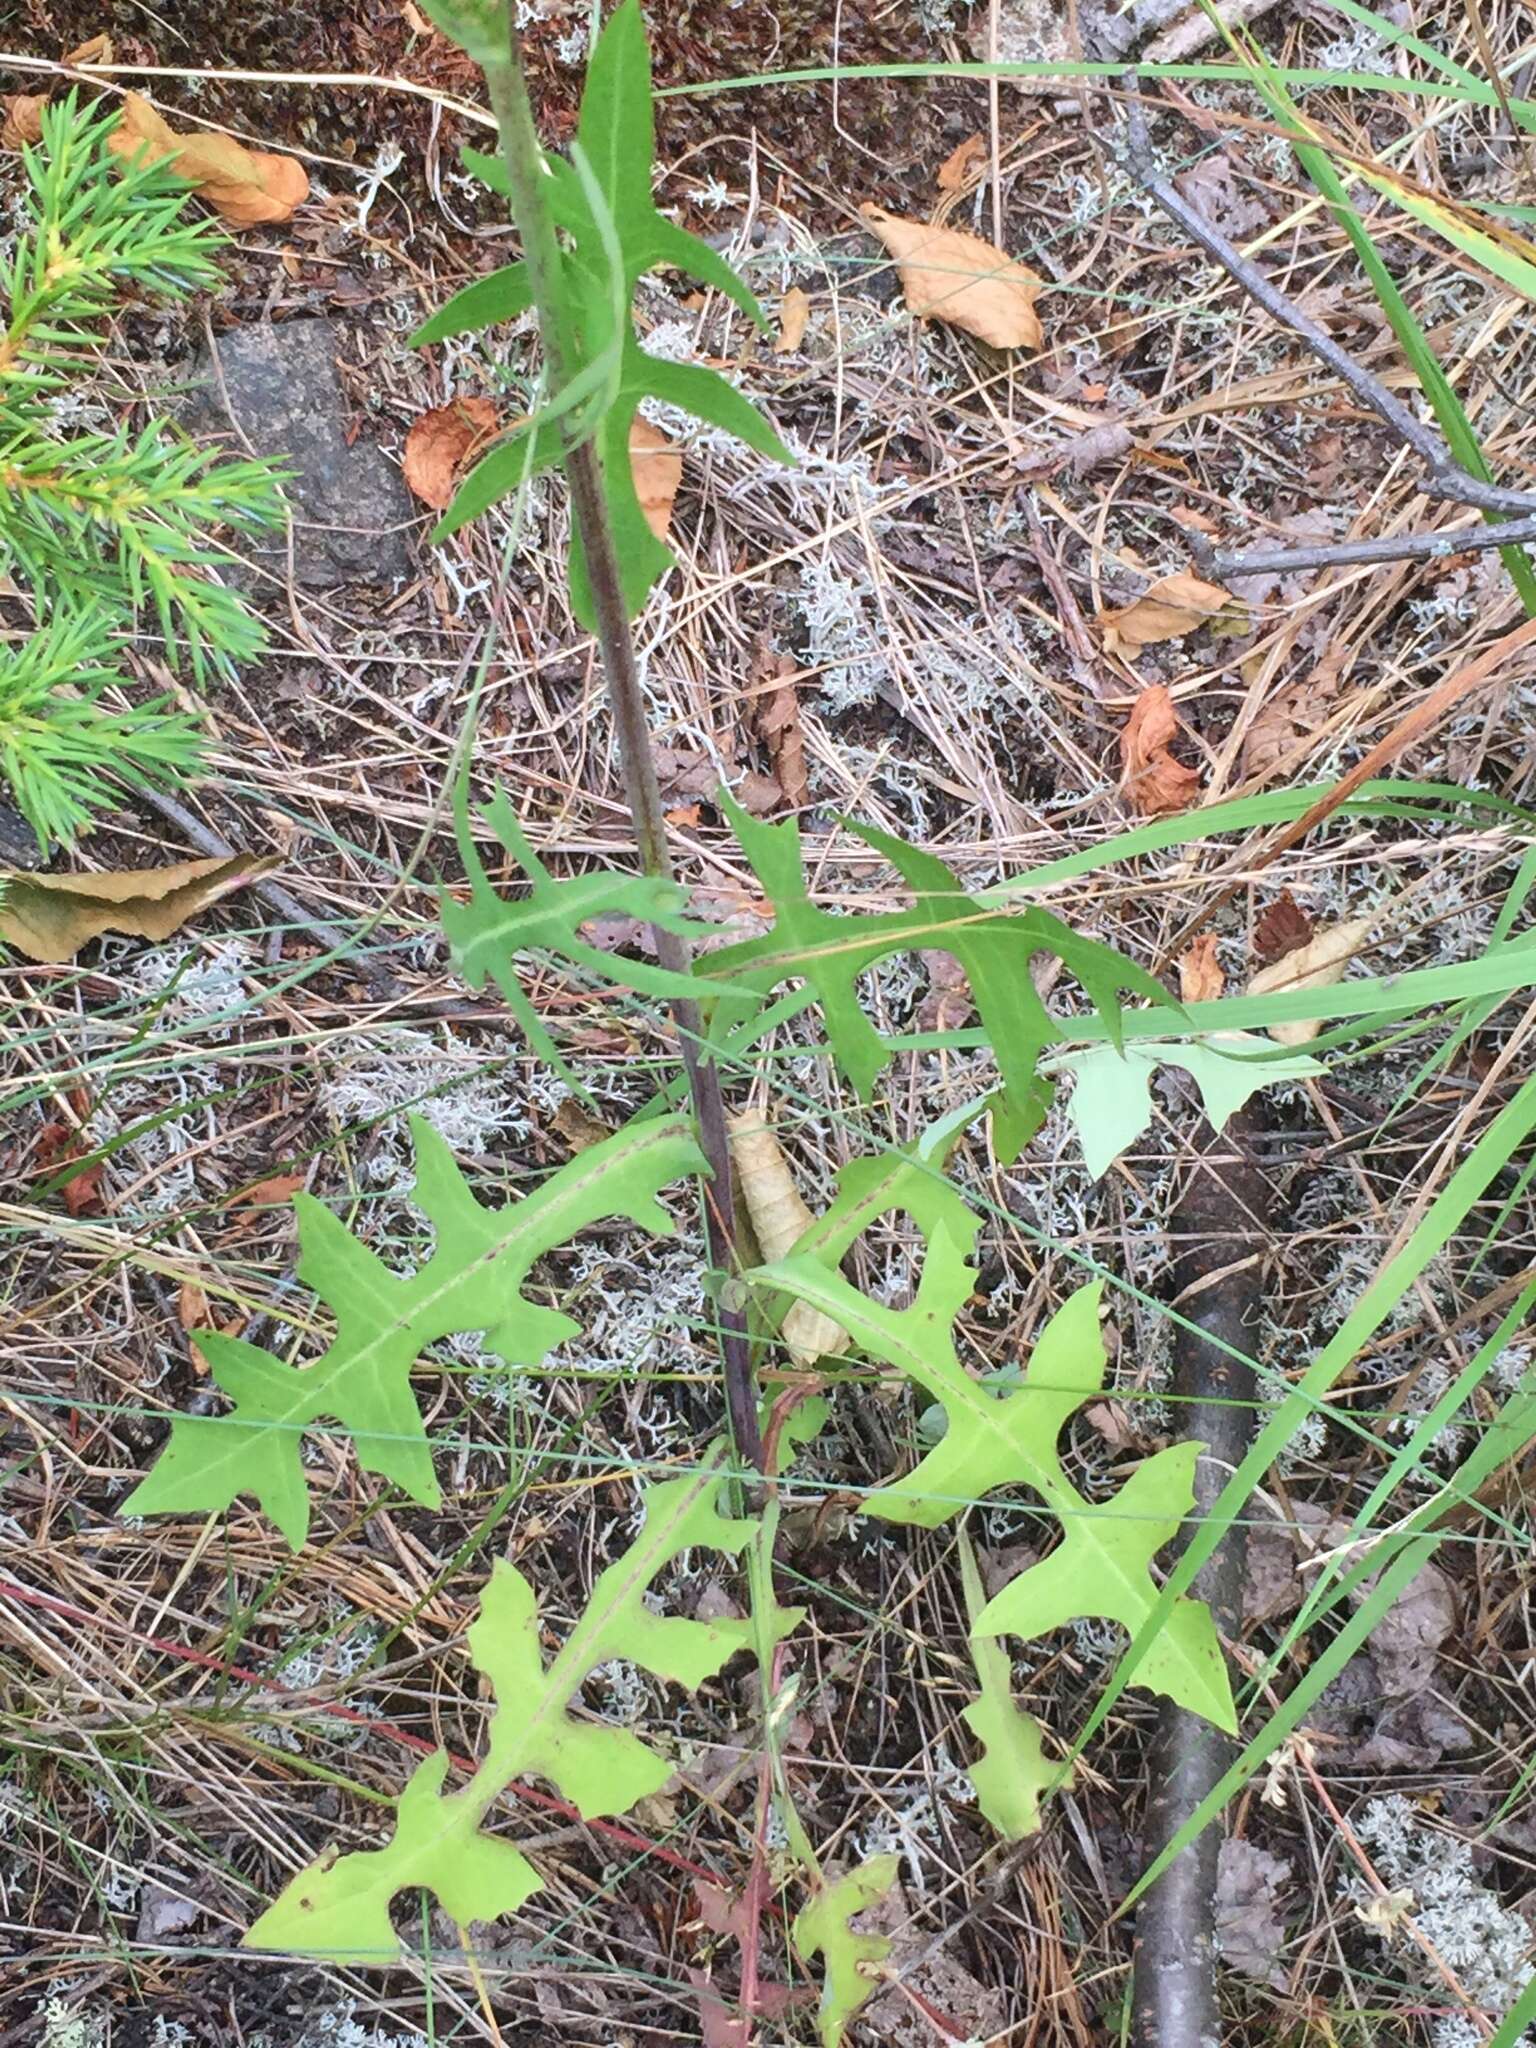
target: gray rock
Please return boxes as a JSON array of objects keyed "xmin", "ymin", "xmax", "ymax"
[
  {"xmin": 177, "ymin": 318, "xmax": 416, "ymax": 590},
  {"xmin": 0, "ymin": 799, "xmax": 43, "ymax": 869}
]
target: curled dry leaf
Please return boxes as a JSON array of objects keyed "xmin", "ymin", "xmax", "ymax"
[
  {"xmin": 0, "ymin": 854, "xmax": 282, "ymax": 963},
  {"xmin": 550, "ymin": 1097, "xmax": 612, "ymax": 1155},
  {"xmin": 936, "ymin": 132, "xmax": 987, "ymax": 195},
  {"xmin": 1178, "ymin": 933, "xmax": 1224, "ymax": 1004},
  {"xmin": 1242, "ymin": 640, "xmax": 1348, "ymax": 785},
  {"xmin": 859, "ymin": 203, "xmax": 1043, "ymax": 349},
  {"xmin": 630, "ymin": 418, "xmax": 682, "ymax": 541},
  {"xmin": 1098, "ymin": 570, "xmax": 1235, "ymax": 657},
  {"xmin": 60, "ymin": 33, "xmax": 114, "ymax": 65},
  {"xmin": 1252, "ymin": 889, "xmax": 1315, "ymax": 968},
  {"xmin": 1247, "ymin": 915, "xmax": 1375, "ymax": 1046},
  {"xmin": 2, "ymin": 94, "xmax": 47, "ymax": 150},
  {"xmin": 775, "ymin": 286, "xmax": 811, "ymax": 354},
  {"xmin": 748, "ymin": 642, "xmax": 810, "ymax": 810},
  {"xmin": 1120, "ymin": 684, "xmax": 1202, "ymax": 817},
  {"xmin": 403, "ymin": 396, "xmax": 501, "ymax": 510},
  {"xmin": 728, "ymin": 1107, "xmax": 847, "ymax": 1367},
  {"xmin": 105, "ymin": 92, "xmax": 308, "ymax": 226}
]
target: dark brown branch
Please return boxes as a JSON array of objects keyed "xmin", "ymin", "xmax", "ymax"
[
  {"xmin": 1120, "ymin": 97, "xmax": 1536, "ymax": 517},
  {"xmin": 1118, "ymin": 93, "xmax": 1536, "ymax": 581},
  {"xmin": 1200, "ymin": 510, "xmax": 1536, "ymax": 580},
  {"xmin": 138, "ymin": 784, "xmax": 401, "ymax": 998},
  {"xmin": 1131, "ymin": 1109, "xmax": 1269, "ymax": 2048}
]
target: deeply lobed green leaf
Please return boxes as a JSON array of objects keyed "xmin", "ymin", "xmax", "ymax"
[
  {"xmin": 793, "ymin": 1857, "xmax": 901, "ymax": 2048},
  {"xmin": 125, "ymin": 1113, "xmax": 707, "ymax": 1547},
  {"xmin": 703, "ymin": 800, "xmax": 1179, "ymax": 1164},
  {"xmin": 248, "ymin": 1452, "xmax": 798, "ymax": 1960},
  {"xmin": 758, "ymin": 1236, "xmax": 1234, "ymax": 1730},
  {"xmin": 1059, "ymin": 1032, "xmax": 1322, "ymax": 1178},
  {"xmin": 440, "ymin": 782, "xmax": 750, "ymax": 1080}
]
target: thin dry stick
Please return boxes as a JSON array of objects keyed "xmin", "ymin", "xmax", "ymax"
[
  {"xmin": 1117, "ymin": 95, "xmax": 1536, "ymax": 575},
  {"xmin": 479, "ymin": 24, "xmax": 764, "ymax": 1473},
  {"xmin": 1163, "ymin": 610, "xmax": 1536, "ymax": 960}
]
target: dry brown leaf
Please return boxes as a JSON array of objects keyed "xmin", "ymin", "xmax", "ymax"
[
  {"xmin": 1252, "ymin": 890, "xmax": 1314, "ymax": 968},
  {"xmin": 653, "ymin": 747, "xmax": 780, "ymax": 817},
  {"xmin": 774, "ymin": 286, "xmax": 811, "ymax": 353},
  {"xmin": 105, "ymin": 93, "xmax": 308, "ymax": 226},
  {"xmin": 630, "ymin": 418, "xmax": 682, "ymax": 541},
  {"xmin": 35, "ymin": 1092, "xmax": 106, "ymax": 1216},
  {"xmin": 1098, "ymin": 570, "xmax": 1235, "ymax": 657},
  {"xmin": 61, "ymin": 33, "xmax": 113, "ymax": 65},
  {"xmin": 178, "ymin": 1280, "xmax": 211, "ymax": 1331},
  {"xmin": 1247, "ymin": 915, "xmax": 1374, "ymax": 1046},
  {"xmin": 0, "ymin": 854, "xmax": 281, "ymax": 963},
  {"xmin": 551, "ymin": 1098, "xmax": 612, "ymax": 1154},
  {"xmin": 936, "ymin": 132, "xmax": 987, "ymax": 195},
  {"xmin": 230, "ymin": 1171, "xmax": 307, "ymax": 1210},
  {"xmin": 402, "ymin": 396, "xmax": 500, "ymax": 510},
  {"xmin": 1242, "ymin": 641, "xmax": 1348, "ymax": 785},
  {"xmin": 748, "ymin": 644, "xmax": 810, "ymax": 810},
  {"xmin": 728, "ymin": 1108, "xmax": 847, "ymax": 1367},
  {"xmin": 858, "ymin": 203, "xmax": 1043, "ymax": 349},
  {"xmin": 917, "ymin": 948, "xmax": 974, "ymax": 1033},
  {"xmin": 1178, "ymin": 933, "xmax": 1224, "ymax": 1003},
  {"xmin": 2, "ymin": 94, "xmax": 47, "ymax": 149},
  {"xmin": 1120, "ymin": 685, "xmax": 1202, "ymax": 817}
]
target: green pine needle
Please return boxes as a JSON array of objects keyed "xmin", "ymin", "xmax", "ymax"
[{"xmin": 0, "ymin": 93, "xmax": 285, "ymax": 850}]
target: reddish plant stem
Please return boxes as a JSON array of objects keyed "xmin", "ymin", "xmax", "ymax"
[{"xmin": 482, "ymin": 31, "xmax": 763, "ymax": 1474}]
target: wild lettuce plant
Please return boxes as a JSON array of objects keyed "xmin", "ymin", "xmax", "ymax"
[{"xmin": 122, "ymin": 3, "xmax": 1250, "ymax": 2028}]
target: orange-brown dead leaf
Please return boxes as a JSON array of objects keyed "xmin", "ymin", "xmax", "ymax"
[
  {"xmin": 630, "ymin": 418, "xmax": 682, "ymax": 540},
  {"xmin": 936, "ymin": 133, "xmax": 987, "ymax": 195},
  {"xmin": 178, "ymin": 1280, "xmax": 211, "ymax": 1331},
  {"xmin": 858, "ymin": 203, "xmax": 1043, "ymax": 349},
  {"xmin": 775, "ymin": 286, "xmax": 810, "ymax": 353},
  {"xmin": 2, "ymin": 94, "xmax": 47, "ymax": 149},
  {"xmin": 61, "ymin": 34, "xmax": 113, "ymax": 65},
  {"xmin": 106, "ymin": 93, "xmax": 308, "ymax": 225},
  {"xmin": 402, "ymin": 396, "xmax": 501, "ymax": 510},
  {"xmin": 1120, "ymin": 684, "xmax": 1202, "ymax": 817},
  {"xmin": 1098, "ymin": 570, "xmax": 1235, "ymax": 658},
  {"xmin": 35, "ymin": 1093, "xmax": 106, "ymax": 1217},
  {"xmin": 231, "ymin": 1171, "xmax": 307, "ymax": 1210},
  {"xmin": 748, "ymin": 644, "xmax": 810, "ymax": 810},
  {"xmin": 1178, "ymin": 933, "xmax": 1224, "ymax": 1003}
]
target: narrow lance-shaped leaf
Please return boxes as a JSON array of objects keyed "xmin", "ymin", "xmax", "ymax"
[
  {"xmin": 702, "ymin": 801, "xmax": 1178, "ymax": 1164},
  {"xmin": 757, "ymin": 1239, "xmax": 1235, "ymax": 1731},
  {"xmin": 413, "ymin": 0, "xmax": 792, "ymax": 624},
  {"xmin": 248, "ymin": 1450, "xmax": 801, "ymax": 1960},
  {"xmin": 124, "ymin": 1114, "xmax": 707, "ymax": 1548}
]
